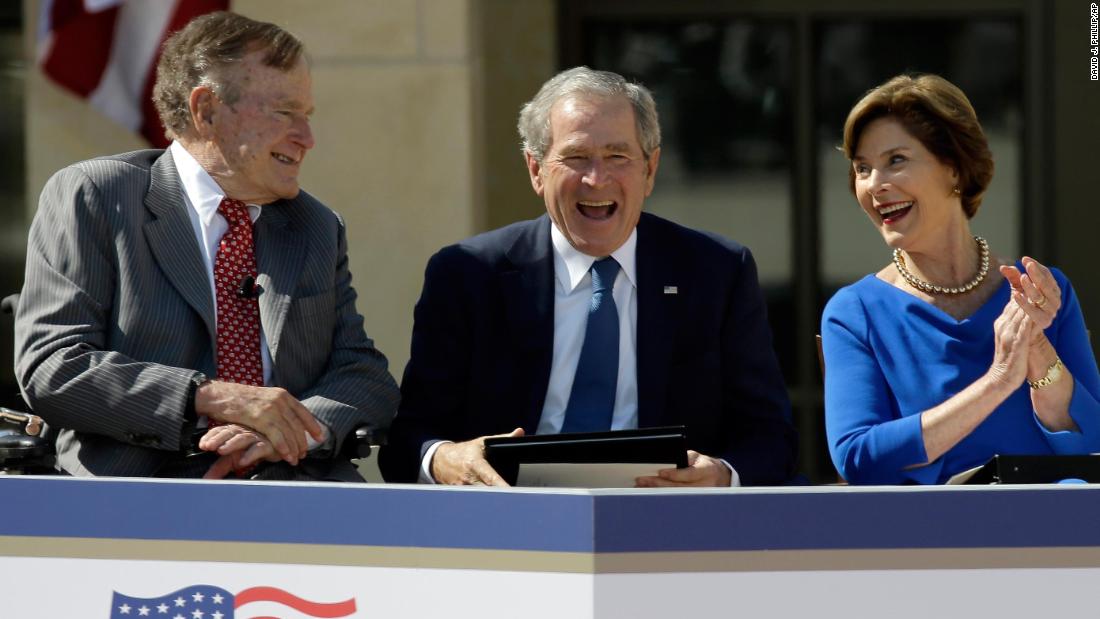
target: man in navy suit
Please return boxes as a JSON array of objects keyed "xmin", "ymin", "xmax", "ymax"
[{"xmin": 379, "ymin": 67, "xmax": 795, "ymax": 487}]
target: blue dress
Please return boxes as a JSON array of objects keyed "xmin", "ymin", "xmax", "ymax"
[{"xmin": 822, "ymin": 268, "xmax": 1100, "ymax": 484}]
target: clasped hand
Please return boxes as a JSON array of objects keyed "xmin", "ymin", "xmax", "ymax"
[
  {"xmin": 193, "ymin": 381, "xmax": 325, "ymax": 478},
  {"xmin": 198, "ymin": 423, "xmax": 283, "ymax": 479}
]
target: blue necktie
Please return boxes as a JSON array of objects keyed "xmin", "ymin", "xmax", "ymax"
[{"xmin": 561, "ymin": 257, "xmax": 620, "ymax": 433}]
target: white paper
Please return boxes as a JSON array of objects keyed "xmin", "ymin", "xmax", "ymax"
[
  {"xmin": 516, "ymin": 462, "xmax": 667, "ymax": 488},
  {"xmin": 946, "ymin": 463, "xmax": 984, "ymax": 485}
]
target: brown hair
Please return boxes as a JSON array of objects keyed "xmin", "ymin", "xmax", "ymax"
[
  {"xmin": 152, "ymin": 11, "xmax": 305, "ymax": 140},
  {"xmin": 842, "ymin": 73, "xmax": 993, "ymax": 218}
]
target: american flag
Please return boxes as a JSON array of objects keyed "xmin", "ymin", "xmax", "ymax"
[
  {"xmin": 109, "ymin": 585, "xmax": 357, "ymax": 619},
  {"xmin": 36, "ymin": 0, "xmax": 229, "ymax": 147}
]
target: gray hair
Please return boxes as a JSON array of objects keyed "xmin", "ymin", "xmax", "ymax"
[
  {"xmin": 153, "ymin": 11, "xmax": 305, "ymax": 140},
  {"xmin": 517, "ymin": 66, "xmax": 661, "ymax": 162}
]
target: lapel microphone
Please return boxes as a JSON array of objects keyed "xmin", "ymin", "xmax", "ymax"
[{"xmin": 237, "ymin": 275, "xmax": 261, "ymax": 299}]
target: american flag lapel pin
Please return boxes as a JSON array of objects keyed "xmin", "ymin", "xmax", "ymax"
[{"xmin": 663, "ymin": 285, "xmax": 678, "ymax": 294}]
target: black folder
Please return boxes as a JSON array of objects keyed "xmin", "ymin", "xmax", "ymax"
[
  {"xmin": 484, "ymin": 426, "xmax": 689, "ymax": 486},
  {"xmin": 956, "ymin": 454, "xmax": 1100, "ymax": 484}
]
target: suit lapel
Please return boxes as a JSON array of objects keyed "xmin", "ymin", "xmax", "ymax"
[
  {"xmin": 253, "ymin": 201, "xmax": 305, "ymax": 365},
  {"xmin": 635, "ymin": 214, "xmax": 680, "ymax": 428},
  {"xmin": 500, "ymin": 216, "xmax": 555, "ymax": 431},
  {"xmin": 143, "ymin": 150, "xmax": 217, "ymax": 347}
]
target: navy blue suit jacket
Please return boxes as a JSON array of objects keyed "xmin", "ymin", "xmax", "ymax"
[{"xmin": 378, "ymin": 213, "xmax": 797, "ymax": 485}]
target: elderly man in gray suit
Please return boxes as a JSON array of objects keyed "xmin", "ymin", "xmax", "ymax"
[{"xmin": 14, "ymin": 12, "xmax": 399, "ymax": 481}]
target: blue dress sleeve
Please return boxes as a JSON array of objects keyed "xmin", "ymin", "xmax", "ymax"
[
  {"xmin": 822, "ymin": 287, "xmax": 940, "ymax": 484},
  {"xmin": 1034, "ymin": 271, "xmax": 1100, "ymax": 453}
]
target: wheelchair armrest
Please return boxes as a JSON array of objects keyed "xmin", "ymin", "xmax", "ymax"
[
  {"xmin": 0, "ymin": 408, "xmax": 46, "ymax": 437},
  {"xmin": 0, "ymin": 407, "xmax": 55, "ymax": 471},
  {"xmin": 0, "ymin": 430, "xmax": 53, "ymax": 464},
  {"xmin": 342, "ymin": 424, "xmax": 388, "ymax": 460}
]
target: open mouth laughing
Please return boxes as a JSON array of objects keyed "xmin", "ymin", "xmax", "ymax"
[
  {"xmin": 877, "ymin": 200, "xmax": 913, "ymax": 224},
  {"xmin": 577, "ymin": 200, "xmax": 617, "ymax": 220},
  {"xmin": 272, "ymin": 152, "xmax": 299, "ymax": 166}
]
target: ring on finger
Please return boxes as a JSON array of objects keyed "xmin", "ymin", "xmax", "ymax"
[{"xmin": 1030, "ymin": 295, "xmax": 1048, "ymax": 308}]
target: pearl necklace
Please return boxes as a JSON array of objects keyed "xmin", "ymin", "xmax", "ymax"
[{"xmin": 892, "ymin": 236, "xmax": 990, "ymax": 295}]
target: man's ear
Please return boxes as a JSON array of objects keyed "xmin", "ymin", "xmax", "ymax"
[
  {"xmin": 643, "ymin": 146, "xmax": 661, "ymax": 197},
  {"xmin": 525, "ymin": 151, "xmax": 545, "ymax": 196},
  {"xmin": 188, "ymin": 86, "xmax": 217, "ymax": 138}
]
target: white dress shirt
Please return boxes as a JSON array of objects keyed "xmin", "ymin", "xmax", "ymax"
[{"xmin": 420, "ymin": 221, "xmax": 738, "ymax": 486}]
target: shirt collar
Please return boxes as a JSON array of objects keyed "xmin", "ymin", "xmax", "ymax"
[
  {"xmin": 170, "ymin": 141, "xmax": 261, "ymax": 225},
  {"xmin": 550, "ymin": 220, "xmax": 637, "ymax": 293}
]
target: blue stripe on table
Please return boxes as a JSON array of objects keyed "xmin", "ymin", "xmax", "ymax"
[
  {"xmin": 5, "ymin": 478, "xmax": 1100, "ymax": 553},
  {"xmin": 591, "ymin": 488, "xmax": 1100, "ymax": 552},
  {"xmin": 0, "ymin": 477, "xmax": 593, "ymax": 551}
]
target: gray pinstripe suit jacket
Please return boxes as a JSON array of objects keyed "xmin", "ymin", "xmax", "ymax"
[{"xmin": 14, "ymin": 149, "xmax": 399, "ymax": 478}]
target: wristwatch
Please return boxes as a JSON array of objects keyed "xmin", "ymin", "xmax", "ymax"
[
  {"xmin": 1028, "ymin": 358, "xmax": 1064, "ymax": 390},
  {"xmin": 185, "ymin": 372, "xmax": 210, "ymax": 422}
]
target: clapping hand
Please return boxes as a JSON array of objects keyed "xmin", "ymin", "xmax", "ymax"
[
  {"xmin": 987, "ymin": 298, "xmax": 1035, "ymax": 389},
  {"xmin": 1000, "ymin": 257, "xmax": 1061, "ymax": 340}
]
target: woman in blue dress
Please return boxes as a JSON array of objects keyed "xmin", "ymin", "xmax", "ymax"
[{"xmin": 822, "ymin": 73, "xmax": 1100, "ymax": 484}]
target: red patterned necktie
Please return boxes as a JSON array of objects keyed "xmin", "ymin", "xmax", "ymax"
[{"xmin": 213, "ymin": 198, "xmax": 264, "ymax": 387}]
